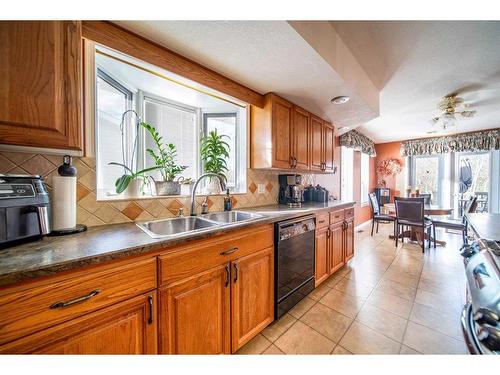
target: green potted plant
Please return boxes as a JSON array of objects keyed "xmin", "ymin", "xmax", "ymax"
[
  {"xmin": 109, "ymin": 111, "xmax": 161, "ymax": 197},
  {"xmin": 142, "ymin": 122, "xmax": 187, "ymax": 196},
  {"xmin": 200, "ymin": 129, "xmax": 230, "ymax": 193}
]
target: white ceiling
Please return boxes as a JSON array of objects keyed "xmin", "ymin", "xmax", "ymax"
[
  {"xmin": 332, "ymin": 21, "xmax": 500, "ymax": 143},
  {"xmin": 113, "ymin": 21, "xmax": 378, "ymax": 129}
]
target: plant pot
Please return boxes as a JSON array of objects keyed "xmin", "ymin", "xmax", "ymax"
[
  {"xmin": 181, "ymin": 183, "xmax": 194, "ymax": 196},
  {"xmin": 205, "ymin": 178, "xmax": 222, "ymax": 194},
  {"xmin": 123, "ymin": 178, "xmax": 142, "ymax": 198},
  {"xmin": 154, "ymin": 181, "xmax": 181, "ymax": 196}
]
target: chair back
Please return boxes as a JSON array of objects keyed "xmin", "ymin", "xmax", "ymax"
[
  {"xmin": 420, "ymin": 193, "xmax": 432, "ymax": 205},
  {"xmin": 369, "ymin": 192, "xmax": 380, "ymax": 215},
  {"xmin": 466, "ymin": 196, "xmax": 478, "ymax": 214},
  {"xmin": 394, "ymin": 197, "xmax": 425, "ymax": 224}
]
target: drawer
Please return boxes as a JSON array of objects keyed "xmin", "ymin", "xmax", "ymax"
[
  {"xmin": 344, "ymin": 206, "xmax": 355, "ymax": 220},
  {"xmin": 329, "ymin": 209, "xmax": 344, "ymax": 224},
  {"xmin": 316, "ymin": 212, "xmax": 330, "ymax": 229},
  {"xmin": 0, "ymin": 257, "xmax": 156, "ymax": 345},
  {"xmin": 159, "ymin": 224, "xmax": 273, "ymax": 286}
]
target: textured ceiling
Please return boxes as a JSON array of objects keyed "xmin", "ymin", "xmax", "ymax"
[
  {"xmin": 332, "ymin": 21, "xmax": 500, "ymax": 143},
  {"xmin": 113, "ymin": 21, "xmax": 378, "ymax": 129}
]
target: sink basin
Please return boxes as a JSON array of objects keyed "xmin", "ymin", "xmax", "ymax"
[
  {"xmin": 137, "ymin": 216, "xmax": 220, "ymax": 238},
  {"xmin": 201, "ymin": 210, "xmax": 263, "ymax": 223}
]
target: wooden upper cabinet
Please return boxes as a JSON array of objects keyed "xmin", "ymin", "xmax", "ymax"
[
  {"xmin": 323, "ymin": 121, "xmax": 335, "ymax": 172},
  {"xmin": 310, "ymin": 115, "xmax": 324, "ymax": 172},
  {"xmin": 159, "ymin": 264, "xmax": 231, "ymax": 354},
  {"xmin": 0, "ymin": 21, "xmax": 82, "ymax": 151},
  {"xmin": 0, "ymin": 292, "xmax": 157, "ymax": 354},
  {"xmin": 292, "ymin": 106, "xmax": 310, "ymax": 170},
  {"xmin": 271, "ymin": 95, "xmax": 293, "ymax": 169},
  {"xmin": 231, "ymin": 247, "xmax": 274, "ymax": 352}
]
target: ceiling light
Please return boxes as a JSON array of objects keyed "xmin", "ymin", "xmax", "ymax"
[
  {"xmin": 331, "ymin": 96, "xmax": 350, "ymax": 105},
  {"xmin": 339, "ymin": 126, "xmax": 350, "ymax": 132}
]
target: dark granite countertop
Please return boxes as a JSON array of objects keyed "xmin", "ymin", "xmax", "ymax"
[
  {"xmin": 465, "ymin": 213, "xmax": 500, "ymax": 242},
  {"xmin": 0, "ymin": 200, "xmax": 354, "ymax": 288}
]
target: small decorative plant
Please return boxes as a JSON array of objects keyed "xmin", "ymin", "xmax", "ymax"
[
  {"xmin": 200, "ymin": 129, "xmax": 230, "ymax": 178},
  {"xmin": 142, "ymin": 122, "xmax": 187, "ymax": 182},
  {"xmin": 109, "ymin": 163, "xmax": 161, "ymax": 194}
]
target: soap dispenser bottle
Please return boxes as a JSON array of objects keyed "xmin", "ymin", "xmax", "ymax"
[{"xmin": 223, "ymin": 189, "xmax": 232, "ymax": 211}]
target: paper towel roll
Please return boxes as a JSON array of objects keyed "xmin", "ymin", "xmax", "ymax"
[{"xmin": 52, "ymin": 175, "xmax": 77, "ymax": 230}]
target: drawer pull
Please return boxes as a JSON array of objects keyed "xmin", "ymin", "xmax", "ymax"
[
  {"xmin": 318, "ymin": 220, "xmax": 326, "ymax": 224},
  {"xmin": 220, "ymin": 246, "xmax": 239, "ymax": 256},
  {"xmin": 49, "ymin": 289, "xmax": 101, "ymax": 309}
]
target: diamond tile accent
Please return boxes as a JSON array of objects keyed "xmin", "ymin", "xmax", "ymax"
[
  {"xmin": 249, "ymin": 182, "xmax": 257, "ymax": 194},
  {"xmin": 77, "ymin": 183, "xmax": 91, "ymax": 202},
  {"xmin": 167, "ymin": 199, "xmax": 184, "ymax": 215},
  {"xmin": 21, "ymin": 155, "xmax": 56, "ymax": 176},
  {"xmin": 265, "ymin": 182, "xmax": 273, "ymax": 192},
  {"xmin": 122, "ymin": 202, "xmax": 143, "ymax": 220}
]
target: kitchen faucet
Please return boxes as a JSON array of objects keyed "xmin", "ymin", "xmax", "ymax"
[{"xmin": 190, "ymin": 173, "xmax": 227, "ymax": 216}]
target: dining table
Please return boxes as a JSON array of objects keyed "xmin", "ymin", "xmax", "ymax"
[{"xmin": 383, "ymin": 202, "xmax": 454, "ymax": 246}]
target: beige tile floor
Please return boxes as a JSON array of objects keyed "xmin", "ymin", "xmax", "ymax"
[{"xmin": 237, "ymin": 221, "xmax": 469, "ymax": 355}]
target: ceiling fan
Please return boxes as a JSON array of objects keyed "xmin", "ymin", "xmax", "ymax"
[{"xmin": 430, "ymin": 93, "xmax": 476, "ymax": 132}]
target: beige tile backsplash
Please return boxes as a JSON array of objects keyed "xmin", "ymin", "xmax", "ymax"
[{"xmin": 0, "ymin": 152, "xmax": 337, "ymax": 227}]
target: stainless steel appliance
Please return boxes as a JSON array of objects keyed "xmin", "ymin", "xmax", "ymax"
[
  {"xmin": 278, "ymin": 174, "xmax": 304, "ymax": 207},
  {"xmin": 275, "ymin": 215, "xmax": 315, "ymax": 319},
  {"xmin": 460, "ymin": 239, "xmax": 500, "ymax": 354},
  {"xmin": 0, "ymin": 174, "xmax": 50, "ymax": 248}
]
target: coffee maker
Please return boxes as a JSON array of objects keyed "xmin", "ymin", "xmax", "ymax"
[
  {"xmin": 278, "ymin": 174, "xmax": 304, "ymax": 207},
  {"xmin": 0, "ymin": 174, "xmax": 51, "ymax": 248}
]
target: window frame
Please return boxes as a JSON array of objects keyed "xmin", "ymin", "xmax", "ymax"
[
  {"xmin": 360, "ymin": 152, "xmax": 370, "ymax": 206},
  {"xmin": 341, "ymin": 146, "xmax": 354, "ymax": 202},
  {"xmin": 408, "ymin": 154, "xmax": 445, "ymax": 206}
]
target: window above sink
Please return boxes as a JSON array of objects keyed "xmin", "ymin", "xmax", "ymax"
[{"xmin": 87, "ymin": 44, "xmax": 248, "ymax": 201}]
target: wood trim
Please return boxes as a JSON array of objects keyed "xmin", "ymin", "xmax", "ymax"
[{"xmin": 82, "ymin": 21, "xmax": 264, "ymax": 108}]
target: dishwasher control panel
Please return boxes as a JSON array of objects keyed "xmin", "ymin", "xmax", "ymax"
[{"xmin": 278, "ymin": 217, "xmax": 316, "ymax": 241}]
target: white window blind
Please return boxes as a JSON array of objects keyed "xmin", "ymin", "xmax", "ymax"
[
  {"xmin": 143, "ymin": 96, "xmax": 198, "ymax": 181},
  {"xmin": 360, "ymin": 152, "xmax": 370, "ymax": 205},
  {"xmin": 341, "ymin": 147, "xmax": 354, "ymax": 201}
]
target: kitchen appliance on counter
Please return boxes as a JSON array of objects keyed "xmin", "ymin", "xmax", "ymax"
[
  {"xmin": 274, "ymin": 215, "xmax": 315, "ymax": 319},
  {"xmin": 460, "ymin": 239, "xmax": 500, "ymax": 354},
  {"xmin": 0, "ymin": 174, "xmax": 50, "ymax": 248},
  {"xmin": 278, "ymin": 174, "xmax": 304, "ymax": 207}
]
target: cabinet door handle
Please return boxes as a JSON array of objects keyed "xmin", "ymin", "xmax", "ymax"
[
  {"xmin": 290, "ymin": 156, "xmax": 294, "ymax": 168},
  {"xmin": 148, "ymin": 294, "xmax": 154, "ymax": 325},
  {"xmin": 225, "ymin": 263, "xmax": 230, "ymax": 287},
  {"xmin": 318, "ymin": 219, "xmax": 325, "ymax": 224},
  {"xmin": 233, "ymin": 262, "xmax": 239, "ymax": 283},
  {"xmin": 327, "ymin": 228, "xmax": 331, "ymax": 238},
  {"xmin": 50, "ymin": 289, "xmax": 101, "ymax": 309},
  {"xmin": 220, "ymin": 246, "xmax": 239, "ymax": 256}
]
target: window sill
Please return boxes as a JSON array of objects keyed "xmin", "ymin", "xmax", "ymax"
[{"xmin": 96, "ymin": 191, "xmax": 248, "ymax": 202}]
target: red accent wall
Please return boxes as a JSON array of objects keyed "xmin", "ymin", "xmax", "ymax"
[{"xmin": 374, "ymin": 141, "xmax": 404, "ymax": 202}]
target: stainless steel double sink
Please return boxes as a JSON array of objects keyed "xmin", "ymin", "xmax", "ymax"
[{"xmin": 136, "ymin": 211, "xmax": 263, "ymax": 239}]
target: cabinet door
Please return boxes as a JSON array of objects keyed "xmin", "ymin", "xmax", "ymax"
[
  {"xmin": 329, "ymin": 222, "xmax": 345, "ymax": 274},
  {"xmin": 231, "ymin": 247, "xmax": 274, "ymax": 352},
  {"xmin": 344, "ymin": 219, "xmax": 355, "ymax": 262},
  {"xmin": 0, "ymin": 292, "xmax": 157, "ymax": 354},
  {"xmin": 315, "ymin": 226, "xmax": 329, "ymax": 287},
  {"xmin": 0, "ymin": 21, "xmax": 82, "ymax": 151},
  {"xmin": 159, "ymin": 264, "xmax": 231, "ymax": 354},
  {"xmin": 271, "ymin": 95, "xmax": 293, "ymax": 169},
  {"xmin": 292, "ymin": 106, "xmax": 310, "ymax": 170},
  {"xmin": 310, "ymin": 115, "xmax": 324, "ymax": 172},
  {"xmin": 323, "ymin": 122, "xmax": 335, "ymax": 172}
]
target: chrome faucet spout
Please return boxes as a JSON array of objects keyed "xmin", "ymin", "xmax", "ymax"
[{"xmin": 190, "ymin": 173, "xmax": 227, "ymax": 216}]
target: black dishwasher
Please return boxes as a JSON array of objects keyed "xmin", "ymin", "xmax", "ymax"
[{"xmin": 275, "ymin": 215, "xmax": 316, "ymax": 319}]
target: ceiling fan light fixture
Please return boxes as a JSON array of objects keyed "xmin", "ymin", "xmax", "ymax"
[{"xmin": 331, "ymin": 96, "xmax": 350, "ymax": 105}]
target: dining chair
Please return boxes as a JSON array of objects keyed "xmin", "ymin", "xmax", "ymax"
[
  {"xmin": 420, "ymin": 193, "xmax": 432, "ymax": 205},
  {"xmin": 368, "ymin": 192, "xmax": 396, "ymax": 238},
  {"xmin": 475, "ymin": 192, "xmax": 488, "ymax": 213},
  {"xmin": 431, "ymin": 196, "xmax": 477, "ymax": 247},
  {"xmin": 394, "ymin": 196, "xmax": 433, "ymax": 252}
]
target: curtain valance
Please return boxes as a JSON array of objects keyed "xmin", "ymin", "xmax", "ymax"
[
  {"xmin": 400, "ymin": 129, "xmax": 500, "ymax": 156},
  {"xmin": 339, "ymin": 129, "xmax": 377, "ymax": 156}
]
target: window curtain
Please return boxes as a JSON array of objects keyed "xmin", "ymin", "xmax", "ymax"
[
  {"xmin": 400, "ymin": 129, "xmax": 500, "ymax": 156},
  {"xmin": 339, "ymin": 129, "xmax": 377, "ymax": 157}
]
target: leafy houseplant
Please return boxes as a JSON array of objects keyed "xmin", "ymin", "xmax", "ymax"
[
  {"xmin": 200, "ymin": 129, "xmax": 230, "ymax": 193},
  {"xmin": 109, "ymin": 110, "xmax": 161, "ymax": 196},
  {"xmin": 142, "ymin": 122, "xmax": 187, "ymax": 195}
]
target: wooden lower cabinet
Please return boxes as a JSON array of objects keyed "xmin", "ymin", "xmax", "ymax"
[
  {"xmin": 315, "ymin": 226, "xmax": 329, "ymax": 287},
  {"xmin": 159, "ymin": 264, "xmax": 231, "ymax": 354},
  {"xmin": 159, "ymin": 246, "xmax": 274, "ymax": 354},
  {"xmin": 0, "ymin": 292, "xmax": 157, "ymax": 354},
  {"xmin": 344, "ymin": 218, "xmax": 355, "ymax": 262},
  {"xmin": 231, "ymin": 247, "xmax": 274, "ymax": 351},
  {"xmin": 329, "ymin": 222, "xmax": 345, "ymax": 274}
]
